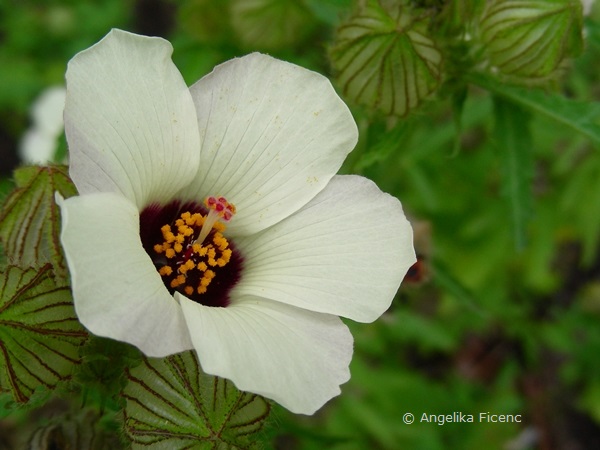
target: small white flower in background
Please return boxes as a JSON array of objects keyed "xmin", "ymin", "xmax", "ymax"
[
  {"xmin": 20, "ymin": 86, "xmax": 66, "ymax": 164},
  {"xmin": 57, "ymin": 29, "xmax": 415, "ymax": 415},
  {"xmin": 582, "ymin": 0, "xmax": 594, "ymax": 15}
]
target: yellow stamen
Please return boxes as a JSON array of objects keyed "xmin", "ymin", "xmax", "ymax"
[
  {"xmin": 154, "ymin": 202, "xmax": 236, "ymax": 299},
  {"xmin": 159, "ymin": 266, "xmax": 172, "ymax": 276},
  {"xmin": 192, "ymin": 213, "xmax": 203, "ymax": 226},
  {"xmin": 170, "ymin": 274, "xmax": 186, "ymax": 288},
  {"xmin": 179, "ymin": 259, "xmax": 195, "ymax": 275}
]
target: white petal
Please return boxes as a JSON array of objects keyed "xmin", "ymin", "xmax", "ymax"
[
  {"xmin": 179, "ymin": 295, "xmax": 353, "ymax": 415},
  {"xmin": 57, "ymin": 192, "xmax": 193, "ymax": 357},
  {"xmin": 64, "ymin": 29, "xmax": 200, "ymax": 209},
  {"xmin": 233, "ymin": 175, "xmax": 416, "ymax": 322},
  {"xmin": 184, "ymin": 53, "xmax": 358, "ymax": 235}
]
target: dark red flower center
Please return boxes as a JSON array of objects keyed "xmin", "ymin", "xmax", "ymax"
[{"xmin": 139, "ymin": 198, "xmax": 243, "ymax": 307}]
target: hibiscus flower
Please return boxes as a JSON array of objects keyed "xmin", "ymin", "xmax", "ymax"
[{"xmin": 57, "ymin": 29, "xmax": 415, "ymax": 414}]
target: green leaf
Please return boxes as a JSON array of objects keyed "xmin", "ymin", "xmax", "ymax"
[
  {"xmin": 439, "ymin": 0, "xmax": 485, "ymax": 35},
  {"xmin": 0, "ymin": 264, "xmax": 87, "ymax": 404},
  {"xmin": 0, "ymin": 165, "xmax": 77, "ymax": 280},
  {"xmin": 479, "ymin": 0, "xmax": 583, "ymax": 81},
  {"xmin": 451, "ymin": 84, "xmax": 468, "ymax": 155},
  {"xmin": 28, "ymin": 408, "xmax": 123, "ymax": 450},
  {"xmin": 178, "ymin": 0, "xmax": 233, "ymax": 43},
  {"xmin": 390, "ymin": 309, "xmax": 455, "ymax": 352},
  {"xmin": 493, "ymin": 95, "xmax": 534, "ymax": 250},
  {"xmin": 470, "ymin": 73, "xmax": 600, "ymax": 145},
  {"xmin": 559, "ymin": 153, "xmax": 600, "ymax": 265},
  {"xmin": 230, "ymin": 0, "xmax": 316, "ymax": 50},
  {"xmin": 304, "ymin": 0, "xmax": 352, "ymax": 26},
  {"xmin": 123, "ymin": 351, "xmax": 271, "ymax": 448},
  {"xmin": 431, "ymin": 259, "xmax": 487, "ymax": 317},
  {"xmin": 76, "ymin": 336, "xmax": 142, "ymax": 412},
  {"xmin": 330, "ymin": 0, "xmax": 443, "ymax": 117},
  {"xmin": 353, "ymin": 121, "xmax": 410, "ymax": 171}
]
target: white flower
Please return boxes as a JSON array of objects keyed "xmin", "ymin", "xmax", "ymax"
[
  {"xmin": 20, "ymin": 86, "xmax": 66, "ymax": 164},
  {"xmin": 57, "ymin": 29, "xmax": 415, "ymax": 415}
]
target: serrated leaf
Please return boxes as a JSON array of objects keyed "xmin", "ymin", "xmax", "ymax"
[
  {"xmin": 230, "ymin": 0, "xmax": 315, "ymax": 50},
  {"xmin": 0, "ymin": 265, "xmax": 87, "ymax": 403},
  {"xmin": 0, "ymin": 166, "xmax": 77, "ymax": 280},
  {"xmin": 123, "ymin": 351, "xmax": 271, "ymax": 449},
  {"xmin": 480, "ymin": 0, "xmax": 583, "ymax": 81},
  {"xmin": 470, "ymin": 73, "xmax": 600, "ymax": 145},
  {"xmin": 493, "ymin": 95, "xmax": 534, "ymax": 250},
  {"xmin": 330, "ymin": 0, "xmax": 442, "ymax": 117}
]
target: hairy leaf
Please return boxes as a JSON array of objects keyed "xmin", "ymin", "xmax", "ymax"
[
  {"xmin": 330, "ymin": 0, "xmax": 442, "ymax": 117},
  {"xmin": 0, "ymin": 265, "xmax": 86, "ymax": 403},
  {"xmin": 0, "ymin": 166, "xmax": 76, "ymax": 280},
  {"xmin": 123, "ymin": 351, "xmax": 271, "ymax": 449}
]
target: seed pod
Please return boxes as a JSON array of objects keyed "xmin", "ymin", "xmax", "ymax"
[
  {"xmin": 330, "ymin": 0, "xmax": 443, "ymax": 117},
  {"xmin": 479, "ymin": 0, "xmax": 584, "ymax": 82}
]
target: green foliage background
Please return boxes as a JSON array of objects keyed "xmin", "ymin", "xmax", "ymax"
[{"xmin": 1, "ymin": 0, "xmax": 600, "ymax": 449}]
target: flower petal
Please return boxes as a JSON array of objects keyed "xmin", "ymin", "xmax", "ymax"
[
  {"xmin": 64, "ymin": 29, "xmax": 200, "ymax": 209},
  {"xmin": 184, "ymin": 52, "xmax": 358, "ymax": 235},
  {"xmin": 57, "ymin": 192, "xmax": 193, "ymax": 357},
  {"xmin": 233, "ymin": 175, "xmax": 416, "ymax": 322},
  {"xmin": 178, "ymin": 295, "xmax": 353, "ymax": 415}
]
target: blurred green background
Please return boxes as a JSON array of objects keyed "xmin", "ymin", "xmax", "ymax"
[{"xmin": 2, "ymin": 1, "xmax": 600, "ymax": 449}]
